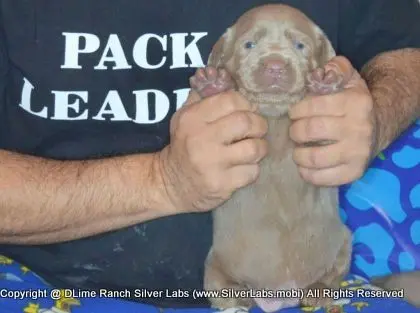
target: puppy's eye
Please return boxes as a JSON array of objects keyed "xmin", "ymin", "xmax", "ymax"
[
  {"xmin": 294, "ymin": 40, "xmax": 305, "ymax": 50},
  {"xmin": 244, "ymin": 41, "xmax": 256, "ymax": 49}
]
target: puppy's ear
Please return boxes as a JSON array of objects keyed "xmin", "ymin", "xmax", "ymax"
[
  {"xmin": 314, "ymin": 25, "xmax": 336, "ymax": 67},
  {"xmin": 208, "ymin": 27, "xmax": 235, "ymax": 67}
]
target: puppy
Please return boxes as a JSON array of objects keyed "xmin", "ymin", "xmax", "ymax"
[{"xmin": 190, "ymin": 4, "xmax": 353, "ymax": 312}]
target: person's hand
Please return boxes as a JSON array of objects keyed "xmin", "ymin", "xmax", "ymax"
[
  {"xmin": 157, "ymin": 89, "xmax": 268, "ymax": 213},
  {"xmin": 289, "ymin": 56, "xmax": 376, "ymax": 186}
]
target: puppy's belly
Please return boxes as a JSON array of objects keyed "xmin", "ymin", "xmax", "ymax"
[{"xmin": 211, "ymin": 156, "xmax": 347, "ymax": 290}]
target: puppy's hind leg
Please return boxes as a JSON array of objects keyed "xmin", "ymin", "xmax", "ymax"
[
  {"xmin": 301, "ymin": 233, "xmax": 352, "ymax": 308},
  {"xmin": 189, "ymin": 66, "xmax": 236, "ymax": 99},
  {"xmin": 204, "ymin": 249, "xmax": 253, "ymax": 310}
]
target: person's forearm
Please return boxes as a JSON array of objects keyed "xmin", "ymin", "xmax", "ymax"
[
  {"xmin": 0, "ymin": 149, "xmax": 173, "ymax": 244},
  {"xmin": 360, "ymin": 48, "xmax": 420, "ymax": 156}
]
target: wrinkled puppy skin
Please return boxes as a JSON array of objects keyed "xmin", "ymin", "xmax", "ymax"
[{"xmin": 190, "ymin": 4, "xmax": 353, "ymax": 313}]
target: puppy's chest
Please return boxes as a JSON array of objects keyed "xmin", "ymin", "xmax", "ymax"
[
  {"xmin": 261, "ymin": 117, "xmax": 297, "ymax": 177},
  {"xmin": 238, "ymin": 118, "xmax": 307, "ymax": 207}
]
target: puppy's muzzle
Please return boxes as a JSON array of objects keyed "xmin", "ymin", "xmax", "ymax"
[{"xmin": 256, "ymin": 56, "xmax": 295, "ymax": 91}]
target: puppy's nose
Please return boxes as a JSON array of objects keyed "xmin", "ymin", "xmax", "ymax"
[{"xmin": 262, "ymin": 58, "xmax": 288, "ymax": 76}]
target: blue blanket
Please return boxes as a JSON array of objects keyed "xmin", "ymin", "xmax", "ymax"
[{"xmin": 341, "ymin": 119, "xmax": 420, "ymax": 279}]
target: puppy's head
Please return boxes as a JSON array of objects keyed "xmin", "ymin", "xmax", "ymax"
[{"xmin": 209, "ymin": 4, "xmax": 336, "ymax": 116}]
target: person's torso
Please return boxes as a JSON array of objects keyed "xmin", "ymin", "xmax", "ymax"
[{"xmin": 0, "ymin": 0, "xmax": 339, "ymax": 307}]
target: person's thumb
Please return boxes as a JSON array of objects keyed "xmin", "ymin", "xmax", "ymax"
[
  {"xmin": 183, "ymin": 88, "xmax": 202, "ymax": 106},
  {"xmin": 169, "ymin": 88, "xmax": 202, "ymax": 134}
]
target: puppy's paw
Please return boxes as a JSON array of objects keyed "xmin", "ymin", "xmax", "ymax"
[
  {"xmin": 301, "ymin": 283, "xmax": 334, "ymax": 308},
  {"xmin": 189, "ymin": 66, "xmax": 235, "ymax": 98},
  {"xmin": 306, "ymin": 68, "xmax": 344, "ymax": 95}
]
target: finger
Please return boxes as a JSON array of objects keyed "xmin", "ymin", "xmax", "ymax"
[
  {"xmin": 193, "ymin": 90, "xmax": 255, "ymax": 123},
  {"xmin": 172, "ymin": 89, "xmax": 200, "ymax": 123},
  {"xmin": 288, "ymin": 94, "xmax": 347, "ymax": 120},
  {"xmin": 209, "ymin": 111, "xmax": 268, "ymax": 144},
  {"xmin": 293, "ymin": 143, "xmax": 347, "ymax": 169},
  {"xmin": 226, "ymin": 164, "xmax": 260, "ymax": 190},
  {"xmin": 298, "ymin": 164, "xmax": 363, "ymax": 187},
  {"xmin": 289, "ymin": 116, "xmax": 344, "ymax": 144},
  {"xmin": 222, "ymin": 139, "xmax": 268, "ymax": 166},
  {"xmin": 184, "ymin": 89, "xmax": 202, "ymax": 106}
]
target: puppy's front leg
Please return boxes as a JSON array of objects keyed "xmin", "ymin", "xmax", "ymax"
[
  {"xmin": 189, "ymin": 66, "xmax": 236, "ymax": 99},
  {"xmin": 306, "ymin": 67, "xmax": 344, "ymax": 95},
  {"xmin": 306, "ymin": 56, "xmax": 354, "ymax": 95}
]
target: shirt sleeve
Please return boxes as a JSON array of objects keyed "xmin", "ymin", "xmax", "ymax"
[{"xmin": 337, "ymin": 0, "xmax": 420, "ymax": 70}]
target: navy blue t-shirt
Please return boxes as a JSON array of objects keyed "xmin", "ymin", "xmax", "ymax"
[{"xmin": 0, "ymin": 0, "xmax": 419, "ymax": 308}]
